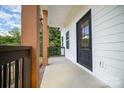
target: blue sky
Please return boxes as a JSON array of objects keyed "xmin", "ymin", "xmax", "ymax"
[{"xmin": 0, "ymin": 5, "xmax": 21, "ymax": 32}]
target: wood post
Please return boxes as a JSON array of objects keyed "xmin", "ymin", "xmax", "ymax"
[
  {"xmin": 42, "ymin": 10, "xmax": 48, "ymax": 65},
  {"xmin": 21, "ymin": 5, "xmax": 40, "ymax": 88}
]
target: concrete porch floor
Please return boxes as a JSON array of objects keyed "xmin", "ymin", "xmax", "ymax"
[{"xmin": 40, "ymin": 57, "xmax": 109, "ymax": 88}]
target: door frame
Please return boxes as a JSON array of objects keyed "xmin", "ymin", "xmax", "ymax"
[{"xmin": 76, "ymin": 9, "xmax": 92, "ymax": 71}]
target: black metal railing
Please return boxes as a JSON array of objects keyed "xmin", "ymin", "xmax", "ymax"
[
  {"xmin": 48, "ymin": 47, "xmax": 65, "ymax": 57},
  {"xmin": 0, "ymin": 46, "xmax": 32, "ymax": 88}
]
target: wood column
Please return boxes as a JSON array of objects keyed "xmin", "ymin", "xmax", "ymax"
[
  {"xmin": 42, "ymin": 10, "xmax": 48, "ymax": 65},
  {"xmin": 21, "ymin": 5, "xmax": 40, "ymax": 88}
]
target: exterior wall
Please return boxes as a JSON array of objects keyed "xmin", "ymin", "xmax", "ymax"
[
  {"xmin": 61, "ymin": 5, "xmax": 124, "ymax": 87},
  {"xmin": 61, "ymin": 24, "xmax": 77, "ymax": 63}
]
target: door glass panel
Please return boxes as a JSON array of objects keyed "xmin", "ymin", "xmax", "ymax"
[{"xmin": 81, "ymin": 20, "xmax": 90, "ymax": 50}]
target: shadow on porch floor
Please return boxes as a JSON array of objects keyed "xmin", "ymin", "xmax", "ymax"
[{"xmin": 40, "ymin": 57, "xmax": 109, "ymax": 88}]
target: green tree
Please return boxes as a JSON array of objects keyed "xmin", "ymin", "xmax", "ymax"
[
  {"xmin": 49, "ymin": 27, "xmax": 61, "ymax": 47},
  {"xmin": 9, "ymin": 27, "xmax": 21, "ymax": 45},
  {"xmin": 0, "ymin": 27, "xmax": 21, "ymax": 45},
  {"xmin": 39, "ymin": 26, "xmax": 61, "ymax": 57}
]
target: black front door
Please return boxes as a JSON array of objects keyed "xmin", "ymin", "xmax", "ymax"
[{"xmin": 77, "ymin": 10, "xmax": 92, "ymax": 71}]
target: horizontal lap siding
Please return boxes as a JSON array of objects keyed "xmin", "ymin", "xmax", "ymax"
[
  {"xmin": 62, "ymin": 24, "xmax": 77, "ymax": 63},
  {"xmin": 92, "ymin": 5, "xmax": 124, "ymax": 87},
  {"xmin": 61, "ymin": 5, "xmax": 124, "ymax": 87}
]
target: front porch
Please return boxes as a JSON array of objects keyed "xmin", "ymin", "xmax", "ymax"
[
  {"xmin": 1, "ymin": 5, "xmax": 123, "ymax": 88},
  {"xmin": 40, "ymin": 57, "xmax": 109, "ymax": 88}
]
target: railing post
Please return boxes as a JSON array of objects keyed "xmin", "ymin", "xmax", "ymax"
[
  {"xmin": 0, "ymin": 66, "xmax": 2, "ymax": 88},
  {"xmin": 15, "ymin": 60, "xmax": 19, "ymax": 88},
  {"xmin": 3, "ymin": 64, "xmax": 7, "ymax": 88},
  {"xmin": 0, "ymin": 46, "xmax": 32, "ymax": 88},
  {"xmin": 22, "ymin": 53, "xmax": 32, "ymax": 88},
  {"xmin": 8, "ymin": 63, "xmax": 11, "ymax": 88}
]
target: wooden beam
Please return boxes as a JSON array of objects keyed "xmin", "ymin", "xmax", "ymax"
[
  {"xmin": 42, "ymin": 10, "xmax": 48, "ymax": 65},
  {"xmin": 21, "ymin": 5, "xmax": 40, "ymax": 88}
]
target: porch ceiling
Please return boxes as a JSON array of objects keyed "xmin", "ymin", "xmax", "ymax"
[{"xmin": 41, "ymin": 5, "xmax": 84, "ymax": 28}]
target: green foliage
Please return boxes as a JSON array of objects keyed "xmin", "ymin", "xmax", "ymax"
[
  {"xmin": 48, "ymin": 47, "xmax": 61, "ymax": 56},
  {"xmin": 40, "ymin": 26, "xmax": 61, "ymax": 57},
  {"xmin": 0, "ymin": 25, "xmax": 61, "ymax": 57},
  {"xmin": 49, "ymin": 27, "xmax": 61, "ymax": 47},
  {"xmin": 40, "ymin": 32, "xmax": 43, "ymax": 57},
  {"xmin": 0, "ymin": 27, "xmax": 21, "ymax": 45},
  {"xmin": 48, "ymin": 27, "xmax": 61, "ymax": 56}
]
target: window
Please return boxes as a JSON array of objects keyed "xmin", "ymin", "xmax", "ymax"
[
  {"xmin": 61, "ymin": 36, "xmax": 64, "ymax": 47},
  {"xmin": 66, "ymin": 31, "xmax": 69, "ymax": 49},
  {"xmin": 81, "ymin": 19, "xmax": 90, "ymax": 50}
]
